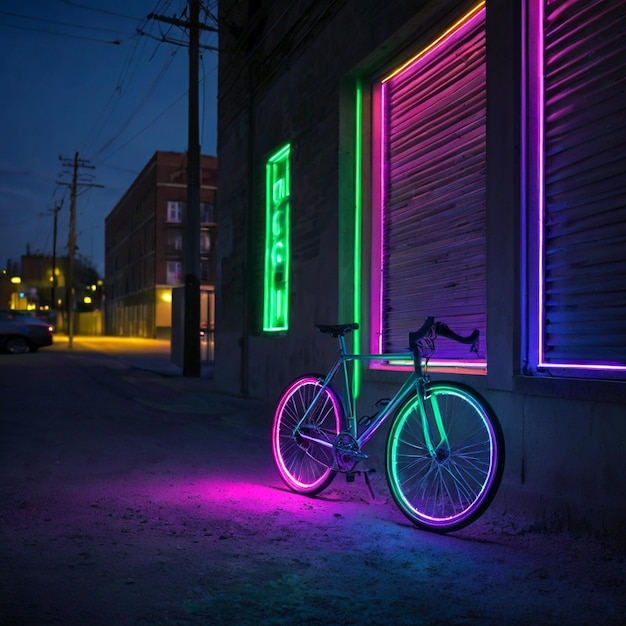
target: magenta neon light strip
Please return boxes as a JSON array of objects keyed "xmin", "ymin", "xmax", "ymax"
[
  {"xmin": 375, "ymin": 81, "xmax": 387, "ymax": 356},
  {"xmin": 381, "ymin": 1, "xmax": 485, "ymax": 84},
  {"xmin": 369, "ymin": 80, "xmax": 386, "ymax": 356},
  {"xmin": 371, "ymin": 2, "xmax": 487, "ymax": 372}
]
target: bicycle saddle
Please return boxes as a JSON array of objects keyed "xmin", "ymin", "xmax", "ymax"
[{"xmin": 315, "ymin": 323, "xmax": 359, "ymax": 337}]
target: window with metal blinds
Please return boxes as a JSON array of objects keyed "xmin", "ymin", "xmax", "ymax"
[{"xmin": 381, "ymin": 7, "xmax": 487, "ymax": 360}]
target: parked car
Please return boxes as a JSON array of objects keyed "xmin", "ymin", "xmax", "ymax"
[{"xmin": 0, "ymin": 310, "xmax": 54, "ymax": 354}]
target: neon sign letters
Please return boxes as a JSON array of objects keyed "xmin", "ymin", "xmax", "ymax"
[{"xmin": 263, "ymin": 144, "xmax": 291, "ymax": 332}]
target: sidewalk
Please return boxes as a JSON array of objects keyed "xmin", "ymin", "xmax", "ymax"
[{"xmin": 51, "ymin": 334, "xmax": 215, "ymax": 379}]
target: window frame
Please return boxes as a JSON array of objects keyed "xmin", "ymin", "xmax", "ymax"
[
  {"xmin": 369, "ymin": 1, "xmax": 488, "ymax": 374},
  {"xmin": 166, "ymin": 261, "xmax": 182, "ymax": 285},
  {"xmin": 166, "ymin": 201, "xmax": 184, "ymax": 224},
  {"xmin": 524, "ymin": 0, "xmax": 626, "ymax": 380}
]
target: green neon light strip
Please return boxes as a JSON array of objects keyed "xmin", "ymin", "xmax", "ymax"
[
  {"xmin": 352, "ymin": 82, "xmax": 363, "ymax": 399},
  {"xmin": 263, "ymin": 143, "xmax": 291, "ymax": 332}
]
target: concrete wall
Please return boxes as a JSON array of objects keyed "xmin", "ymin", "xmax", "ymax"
[{"xmin": 215, "ymin": 0, "xmax": 626, "ymax": 539}]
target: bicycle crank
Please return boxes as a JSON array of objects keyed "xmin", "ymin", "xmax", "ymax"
[{"xmin": 333, "ymin": 432, "xmax": 368, "ymax": 472}]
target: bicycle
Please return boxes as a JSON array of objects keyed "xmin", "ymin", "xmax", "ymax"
[{"xmin": 271, "ymin": 317, "xmax": 505, "ymax": 533}]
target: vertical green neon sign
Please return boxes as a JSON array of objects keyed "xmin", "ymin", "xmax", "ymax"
[
  {"xmin": 353, "ymin": 81, "xmax": 363, "ymax": 399},
  {"xmin": 352, "ymin": 81, "xmax": 363, "ymax": 399},
  {"xmin": 263, "ymin": 143, "xmax": 291, "ymax": 332}
]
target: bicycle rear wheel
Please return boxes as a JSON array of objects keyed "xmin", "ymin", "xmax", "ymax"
[
  {"xmin": 386, "ymin": 381, "xmax": 504, "ymax": 532},
  {"xmin": 272, "ymin": 375, "xmax": 344, "ymax": 495}
]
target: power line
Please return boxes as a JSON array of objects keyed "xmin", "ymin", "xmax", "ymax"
[
  {"xmin": 0, "ymin": 9, "xmax": 129, "ymax": 34},
  {"xmin": 91, "ymin": 47, "xmax": 181, "ymax": 159},
  {"xmin": 54, "ymin": 0, "xmax": 141, "ymax": 21},
  {"xmin": 78, "ymin": 4, "xmax": 200, "ymax": 158},
  {"xmin": 95, "ymin": 59, "xmax": 216, "ymax": 167},
  {"xmin": 136, "ymin": 25, "xmax": 218, "ymax": 51},
  {"xmin": 0, "ymin": 20, "xmax": 123, "ymax": 44},
  {"xmin": 83, "ymin": 4, "xmax": 217, "ymax": 164},
  {"xmin": 96, "ymin": 86, "xmax": 187, "ymax": 165},
  {"xmin": 78, "ymin": 7, "xmax": 178, "ymax": 156}
]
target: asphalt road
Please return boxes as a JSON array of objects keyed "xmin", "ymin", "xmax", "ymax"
[{"xmin": 0, "ymin": 338, "xmax": 624, "ymax": 625}]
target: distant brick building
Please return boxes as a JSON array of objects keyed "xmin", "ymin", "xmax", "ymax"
[
  {"xmin": 104, "ymin": 151, "xmax": 217, "ymax": 338},
  {"xmin": 20, "ymin": 254, "xmax": 69, "ymax": 309}
]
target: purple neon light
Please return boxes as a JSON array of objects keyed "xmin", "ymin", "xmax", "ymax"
[{"xmin": 537, "ymin": 0, "xmax": 547, "ymax": 368}]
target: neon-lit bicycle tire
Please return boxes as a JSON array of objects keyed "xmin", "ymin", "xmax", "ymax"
[
  {"xmin": 386, "ymin": 382, "xmax": 504, "ymax": 533},
  {"xmin": 272, "ymin": 375, "xmax": 344, "ymax": 495}
]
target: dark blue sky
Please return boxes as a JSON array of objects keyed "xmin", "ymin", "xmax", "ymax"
[{"xmin": 0, "ymin": 0, "xmax": 218, "ymax": 275}]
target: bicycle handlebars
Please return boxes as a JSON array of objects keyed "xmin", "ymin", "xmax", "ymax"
[
  {"xmin": 409, "ymin": 316, "xmax": 479, "ymax": 354},
  {"xmin": 435, "ymin": 322, "xmax": 479, "ymax": 347},
  {"xmin": 409, "ymin": 316, "xmax": 436, "ymax": 344},
  {"xmin": 316, "ymin": 317, "xmax": 479, "ymax": 353}
]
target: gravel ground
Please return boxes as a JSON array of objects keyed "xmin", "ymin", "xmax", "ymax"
[{"xmin": 1, "ymin": 344, "xmax": 624, "ymax": 625}]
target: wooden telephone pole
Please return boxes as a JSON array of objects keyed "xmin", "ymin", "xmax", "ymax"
[
  {"xmin": 149, "ymin": 0, "xmax": 217, "ymax": 377},
  {"xmin": 184, "ymin": 0, "xmax": 201, "ymax": 377},
  {"xmin": 58, "ymin": 152, "xmax": 102, "ymax": 348},
  {"xmin": 51, "ymin": 201, "xmax": 62, "ymax": 309}
]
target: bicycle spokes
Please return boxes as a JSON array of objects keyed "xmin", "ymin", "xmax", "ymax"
[
  {"xmin": 272, "ymin": 376, "xmax": 344, "ymax": 495},
  {"xmin": 386, "ymin": 382, "xmax": 504, "ymax": 532}
]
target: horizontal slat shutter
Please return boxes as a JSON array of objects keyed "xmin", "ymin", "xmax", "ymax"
[
  {"xmin": 543, "ymin": 0, "xmax": 626, "ymax": 365},
  {"xmin": 383, "ymin": 11, "xmax": 486, "ymax": 358}
]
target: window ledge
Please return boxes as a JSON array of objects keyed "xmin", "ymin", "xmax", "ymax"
[{"xmin": 513, "ymin": 373, "xmax": 626, "ymax": 404}]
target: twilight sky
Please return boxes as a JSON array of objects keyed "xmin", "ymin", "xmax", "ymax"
[{"xmin": 0, "ymin": 0, "xmax": 218, "ymax": 275}]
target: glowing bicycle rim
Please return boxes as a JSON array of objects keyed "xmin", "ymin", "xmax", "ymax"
[
  {"xmin": 386, "ymin": 381, "xmax": 504, "ymax": 533},
  {"xmin": 272, "ymin": 375, "xmax": 344, "ymax": 495}
]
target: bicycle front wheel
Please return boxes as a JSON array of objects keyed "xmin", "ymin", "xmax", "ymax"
[
  {"xmin": 272, "ymin": 375, "xmax": 344, "ymax": 495},
  {"xmin": 386, "ymin": 381, "xmax": 504, "ymax": 533}
]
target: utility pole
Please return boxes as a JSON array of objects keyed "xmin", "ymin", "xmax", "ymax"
[
  {"xmin": 57, "ymin": 152, "xmax": 101, "ymax": 348},
  {"xmin": 149, "ymin": 1, "xmax": 217, "ymax": 377},
  {"xmin": 184, "ymin": 0, "xmax": 201, "ymax": 377},
  {"xmin": 41, "ymin": 201, "xmax": 63, "ymax": 309},
  {"xmin": 68, "ymin": 152, "xmax": 78, "ymax": 349},
  {"xmin": 51, "ymin": 201, "xmax": 62, "ymax": 309}
]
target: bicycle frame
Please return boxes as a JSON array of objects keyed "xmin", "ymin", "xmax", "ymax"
[
  {"xmin": 294, "ymin": 333, "xmax": 429, "ymax": 454},
  {"xmin": 275, "ymin": 320, "xmax": 503, "ymax": 532}
]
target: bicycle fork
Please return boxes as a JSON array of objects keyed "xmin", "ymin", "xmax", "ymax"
[{"xmin": 417, "ymin": 378, "xmax": 450, "ymax": 458}]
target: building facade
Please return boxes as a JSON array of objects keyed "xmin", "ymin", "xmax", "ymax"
[
  {"xmin": 215, "ymin": 0, "xmax": 626, "ymax": 538},
  {"xmin": 8, "ymin": 254, "xmax": 69, "ymax": 312},
  {"xmin": 105, "ymin": 151, "xmax": 217, "ymax": 338}
]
